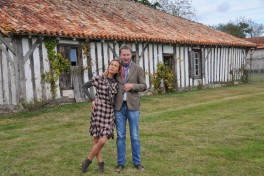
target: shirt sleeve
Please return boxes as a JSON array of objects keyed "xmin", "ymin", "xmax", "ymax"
[{"xmin": 82, "ymin": 80, "xmax": 95, "ymax": 101}]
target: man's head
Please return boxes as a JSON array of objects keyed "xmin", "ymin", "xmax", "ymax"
[{"xmin": 119, "ymin": 44, "xmax": 132, "ymax": 65}]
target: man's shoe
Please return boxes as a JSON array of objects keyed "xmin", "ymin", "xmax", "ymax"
[
  {"xmin": 81, "ymin": 159, "xmax": 92, "ymax": 173},
  {"xmin": 98, "ymin": 161, "xmax": 105, "ymax": 173},
  {"xmin": 115, "ymin": 164, "xmax": 124, "ymax": 173},
  {"xmin": 134, "ymin": 164, "xmax": 145, "ymax": 171}
]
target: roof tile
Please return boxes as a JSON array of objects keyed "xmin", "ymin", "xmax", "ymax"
[
  {"xmin": 245, "ymin": 37, "xmax": 264, "ymax": 48},
  {"xmin": 0, "ymin": 0, "xmax": 256, "ymax": 47}
]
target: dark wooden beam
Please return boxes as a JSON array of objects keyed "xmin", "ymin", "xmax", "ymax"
[
  {"xmin": 0, "ymin": 44, "xmax": 15, "ymax": 69},
  {"xmin": 107, "ymin": 43, "xmax": 118, "ymax": 58},
  {"xmin": 0, "ymin": 35, "xmax": 16, "ymax": 55},
  {"xmin": 23, "ymin": 38, "xmax": 41, "ymax": 64}
]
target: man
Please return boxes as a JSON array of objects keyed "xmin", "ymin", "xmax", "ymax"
[{"xmin": 115, "ymin": 44, "xmax": 147, "ymax": 172}]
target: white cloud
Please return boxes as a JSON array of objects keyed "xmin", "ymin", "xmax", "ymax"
[
  {"xmin": 216, "ymin": 2, "xmax": 230, "ymax": 13},
  {"xmin": 191, "ymin": 0, "xmax": 264, "ymax": 25}
]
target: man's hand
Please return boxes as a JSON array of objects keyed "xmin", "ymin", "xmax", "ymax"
[{"xmin": 124, "ymin": 83, "xmax": 133, "ymax": 92}]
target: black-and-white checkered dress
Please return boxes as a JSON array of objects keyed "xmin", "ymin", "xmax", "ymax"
[{"xmin": 82, "ymin": 75, "xmax": 118, "ymax": 139}]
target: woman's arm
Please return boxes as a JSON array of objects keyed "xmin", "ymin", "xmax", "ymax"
[{"xmin": 82, "ymin": 80, "xmax": 95, "ymax": 101}]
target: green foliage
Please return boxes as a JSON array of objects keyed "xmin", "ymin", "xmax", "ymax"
[
  {"xmin": 239, "ymin": 65, "xmax": 250, "ymax": 83},
  {"xmin": 19, "ymin": 98, "xmax": 50, "ymax": 112},
  {"xmin": 214, "ymin": 22, "xmax": 248, "ymax": 38},
  {"xmin": 133, "ymin": 0, "xmax": 161, "ymax": 9},
  {"xmin": 213, "ymin": 17, "xmax": 264, "ymax": 38},
  {"xmin": 42, "ymin": 39, "xmax": 70, "ymax": 98},
  {"xmin": 150, "ymin": 62, "xmax": 176, "ymax": 94}
]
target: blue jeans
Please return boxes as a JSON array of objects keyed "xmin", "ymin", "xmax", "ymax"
[{"xmin": 115, "ymin": 102, "xmax": 141, "ymax": 166}]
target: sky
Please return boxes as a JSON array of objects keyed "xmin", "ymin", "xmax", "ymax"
[{"xmin": 191, "ymin": 0, "xmax": 264, "ymax": 26}]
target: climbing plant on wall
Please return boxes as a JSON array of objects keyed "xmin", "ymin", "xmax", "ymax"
[{"xmin": 42, "ymin": 39, "xmax": 70, "ymax": 99}]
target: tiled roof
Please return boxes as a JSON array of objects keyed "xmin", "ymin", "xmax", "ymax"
[
  {"xmin": 0, "ymin": 0, "xmax": 256, "ymax": 47},
  {"xmin": 245, "ymin": 37, "xmax": 264, "ymax": 48}
]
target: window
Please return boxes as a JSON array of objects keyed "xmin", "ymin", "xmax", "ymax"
[
  {"xmin": 189, "ymin": 49, "xmax": 204, "ymax": 79},
  {"xmin": 163, "ymin": 54, "xmax": 174, "ymax": 69},
  {"xmin": 57, "ymin": 45, "xmax": 81, "ymax": 90},
  {"xmin": 58, "ymin": 45, "xmax": 79, "ymax": 66}
]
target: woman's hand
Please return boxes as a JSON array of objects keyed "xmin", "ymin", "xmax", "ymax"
[{"xmin": 92, "ymin": 99, "xmax": 97, "ymax": 110}]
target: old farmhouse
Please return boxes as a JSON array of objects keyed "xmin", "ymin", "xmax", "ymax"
[{"xmin": 0, "ymin": 0, "xmax": 256, "ymax": 111}]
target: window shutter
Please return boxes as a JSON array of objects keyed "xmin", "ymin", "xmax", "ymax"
[{"xmin": 188, "ymin": 51, "xmax": 195, "ymax": 78}]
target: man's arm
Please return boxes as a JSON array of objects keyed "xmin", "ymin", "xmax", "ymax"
[{"xmin": 132, "ymin": 67, "xmax": 147, "ymax": 92}]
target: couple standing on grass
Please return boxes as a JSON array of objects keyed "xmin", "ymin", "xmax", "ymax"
[{"xmin": 81, "ymin": 44, "xmax": 147, "ymax": 173}]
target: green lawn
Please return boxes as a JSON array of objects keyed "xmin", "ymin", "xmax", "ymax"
[{"xmin": 1, "ymin": 81, "xmax": 264, "ymax": 176}]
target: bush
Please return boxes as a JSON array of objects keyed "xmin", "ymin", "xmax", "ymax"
[{"xmin": 150, "ymin": 62, "xmax": 176, "ymax": 94}]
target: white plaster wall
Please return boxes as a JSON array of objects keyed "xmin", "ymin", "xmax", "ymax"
[
  {"xmin": 32, "ymin": 38, "xmax": 42, "ymax": 100},
  {"xmin": 96, "ymin": 42, "xmax": 103, "ymax": 75},
  {"xmin": 184, "ymin": 47, "xmax": 189, "ymax": 87},
  {"xmin": 0, "ymin": 49, "xmax": 4, "ymax": 104},
  {"xmin": 149, "ymin": 44, "xmax": 154, "ymax": 88},
  {"xmin": 138, "ymin": 43, "xmax": 143, "ymax": 68},
  {"xmin": 42, "ymin": 43, "xmax": 52, "ymax": 99},
  {"xmin": 90, "ymin": 42, "xmax": 96, "ymax": 77},
  {"xmin": 143, "ymin": 45, "xmax": 150, "ymax": 87},
  {"xmin": 179, "ymin": 47, "xmax": 185, "ymax": 88},
  {"xmin": 163, "ymin": 45, "xmax": 173, "ymax": 54},
  {"xmin": 22, "ymin": 38, "xmax": 34, "ymax": 102},
  {"xmin": 9, "ymin": 50, "xmax": 16, "ymax": 104},
  {"xmin": 176, "ymin": 46, "xmax": 181, "ymax": 87},
  {"xmin": 82, "ymin": 49, "xmax": 89, "ymax": 83},
  {"xmin": 1, "ymin": 48, "xmax": 9, "ymax": 104},
  {"xmin": 102, "ymin": 42, "xmax": 108, "ymax": 68}
]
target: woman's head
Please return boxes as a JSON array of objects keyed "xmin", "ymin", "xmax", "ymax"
[{"xmin": 103, "ymin": 59, "xmax": 121, "ymax": 77}]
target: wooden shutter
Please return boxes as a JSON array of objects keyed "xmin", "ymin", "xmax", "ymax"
[{"xmin": 188, "ymin": 51, "xmax": 195, "ymax": 78}]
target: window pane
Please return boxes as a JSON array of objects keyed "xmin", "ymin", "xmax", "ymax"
[{"xmin": 70, "ymin": 49, "xmax": 77, "ymax": 62}]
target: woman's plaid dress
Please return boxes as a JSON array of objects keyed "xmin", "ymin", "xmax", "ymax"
[{"xmin": 82, "ymin": 75, "xmax": 118, "ymax": 139}]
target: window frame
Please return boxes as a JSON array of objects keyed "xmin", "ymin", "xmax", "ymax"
[
  {"xmin": 57, "ymin": 44, "xmax": 80, "ymax": 67},
  {"xmin": 189, "ymin": 49, "xmax": 204, "ymax": 79}
]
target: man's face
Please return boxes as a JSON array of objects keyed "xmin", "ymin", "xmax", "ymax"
[{"xmin": 120, "ymin": 49, "xmax": 132, "ymax": 64}]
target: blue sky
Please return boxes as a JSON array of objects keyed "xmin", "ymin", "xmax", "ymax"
[{"xmin": 191, "ymin": 0, "xmax": 264, "ymax": 26}]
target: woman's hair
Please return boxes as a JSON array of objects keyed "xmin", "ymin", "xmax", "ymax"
[{"xmin": 103, "ymin": 59, "xmax": 122, "ymax": 77}]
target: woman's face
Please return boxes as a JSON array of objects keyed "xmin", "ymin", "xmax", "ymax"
[{"xmin": 108, "ymin": 60, "xmax": 120, "ymax": 75}]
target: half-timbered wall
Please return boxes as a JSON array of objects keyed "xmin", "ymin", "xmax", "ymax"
[
  {"xmin": 246, "ymin": 49, "xmax": 264, "ymax": 72},
  {"xmin": 0, "ymin": 36, "xmax": 249, "ymax": 107}
]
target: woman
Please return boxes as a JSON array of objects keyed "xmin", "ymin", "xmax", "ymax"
[{"xmin": 81, "ymin": 59, "xmax": 121, "ymax": 173}]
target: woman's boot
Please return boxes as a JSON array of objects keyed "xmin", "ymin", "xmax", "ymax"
[
  {"xmin": 81, "ymin": 159, "xmax": 92, "ymax": 173},
  {"xmin": 98, "ymin": 161, "xmax": 105, "ymax": 173}
]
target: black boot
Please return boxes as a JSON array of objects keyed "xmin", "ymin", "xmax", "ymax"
[
  {"xmin": 81, "ymin": 159, "xmax": 92, "ymax": 173},
  {"xmin": 98, "ymin": 161, "xmax": 105, "ymax": 173}
]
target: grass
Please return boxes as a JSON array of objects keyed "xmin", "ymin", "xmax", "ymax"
[{"xmin": 1, "ymin": 81, "xmax": 264, "ymax": 176}]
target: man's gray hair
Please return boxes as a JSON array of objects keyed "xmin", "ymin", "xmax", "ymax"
[{"xmin": 119, "ymin": 44, "xmax": 132, "ymax": 55}]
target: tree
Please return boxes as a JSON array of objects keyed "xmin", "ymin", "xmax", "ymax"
[
  {"xmin": 242, "ymin": 18, "xmax": 264, "ymax": 38},
  {"xmin": 214, "ymin": 17, "xmax": 264, "ymax": 38},
  {"xmin": 214, "ymin": 22, "xmax": 248, "ymax": 38},
  {"xmin": 133, "ymin": 0, "xmax": 161, "ymax": 9},
  {"xmin": 151, "ymin": 0, "xmax": 196, "ymax": 20}
]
